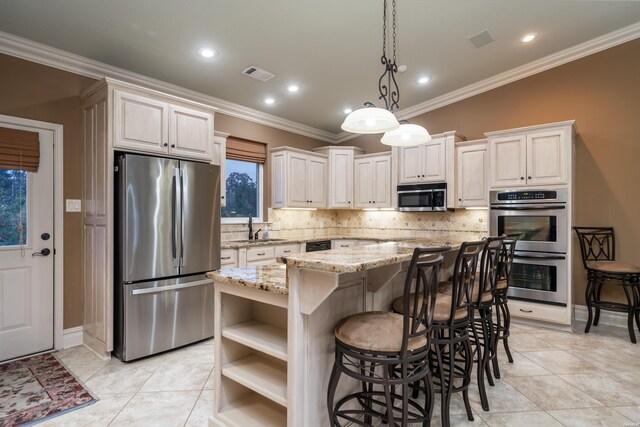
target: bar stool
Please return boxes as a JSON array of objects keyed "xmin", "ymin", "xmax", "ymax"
[
  {"xmin": 468, "ymin": 236, "xmax": 504, "ymax": 411},
  {"xmin": 574, "ymin": 227, "xmax": 640, "ymax": 343},
  {"xmin": 491, "ymin": 239, "xmax": 517, "ymax": 379},
  {"xmin": 394, "ymin": 240, "xmax": 485, "ymax": 427},
  {"xmin": 327, "ymin": 248, "xmax": 445, "ymax": 426}
]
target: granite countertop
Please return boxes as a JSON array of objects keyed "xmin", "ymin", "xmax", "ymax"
[
  {"xmin": 220, "ymin": 235, "xmax": 397, "ymax": 249},
  {"xmin": 278, "ymin": 232, "xmax": 485, "ymax": 273},
  {"xmin": 206, "ymin": 263, "xmax": 288, "ymax": 295}
]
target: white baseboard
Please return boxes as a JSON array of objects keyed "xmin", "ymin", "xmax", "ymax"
[
  {"xmin": 573, "ymin": 304, "xmax": 630, "ymax": 329},
  {"xmin": 63, "ymin": 326, "xmax": 84, "ymax": 349}
]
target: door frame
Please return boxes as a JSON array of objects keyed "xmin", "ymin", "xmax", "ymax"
[{"xmin": 0, "ymin": 114, "xmax": 64, "ymax": 352}]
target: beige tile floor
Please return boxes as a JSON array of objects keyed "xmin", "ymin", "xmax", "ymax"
[{"xmin": 42, "ymin": 321, "xmax": 640, "ymax": 426}]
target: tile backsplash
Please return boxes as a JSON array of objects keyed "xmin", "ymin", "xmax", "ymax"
[{"xmin": 221, "ymin": 208, "xmax": 488, "ymax": 241}]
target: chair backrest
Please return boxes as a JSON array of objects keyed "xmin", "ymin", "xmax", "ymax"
[
  {"xmin": 573, "ymin": 227, "xmax": 615, "ymax": 269},
  {"xmin": 476, "ymin": 236, "xmax": 506, "ymax": 305},
  {"xmin": 448, "ymin": 240, "xmax": 486, "ymax": 324},
  {"xmin": 400, "ymin": 245, "xmax": 449, "ymax": 355},
  {"xmin": 498, "ymin": 239, "xmax": 517, "ymax": 285}
]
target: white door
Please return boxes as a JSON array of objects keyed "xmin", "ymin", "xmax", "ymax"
[
  {"xmin": 307, "ymin": 156, "xmax": 327, "ymax": 208},
  {"xmin": 0, "ymin": 124, "xmax": 54, "ymax": 362},
  {"xmin": 457, "ymin": 143, "xmax": 488, "ymax": 207},
  {"xmin": 526, "ymin": 129, "xmax": 567, "ymax": 186},
  {"xmin": 354, "ymin": 158, "xmax": 373, "ymax": 208},
  {"xmin": 398, "ymin": 144, "xmax": 423, "ymax": 184},
  {"xmin": 329, "ymin": 150, "xmax": 353, "ymax": 209},
  {"xmin": 372, "ymin": 156, "xmax": 392, "ymax": 207},
  {"xmin": 287, "ymin": 153, "xmax": 309, "ymax": 207},
  {"xmin": 169, "ymin": 105, "xmax": 213, "ymax": 161},
  {"xmin": 423, "ymin": 139, "xmax": 447, "ymax": 182},
  {"xmin": 489, "ymin": 135, "xmax": 527, "ymax": 188},
  {"xmin": 113, "ymin": 89, "xmax": 169, "ymax": 154}
]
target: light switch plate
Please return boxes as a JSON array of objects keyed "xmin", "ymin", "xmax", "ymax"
[{"xmin": 66, "ymin": 199, "xmax": 81, "ymax": 212}]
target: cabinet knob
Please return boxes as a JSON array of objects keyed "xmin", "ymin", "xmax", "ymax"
[
  {"xmin": 221, "ymin": 196, "xmax": 225, "ymax": 199},
  {"xmin": 171, "ymin": 144, "xmax": 176, "ymax": 148},
  {"xmin": 459, "ymin": 198, "xmax": 462, "ymax": 201},
  {"xmin": 348, "ymin": 201, "xmax": 351, "ymax": 204},
  {"xmin": 528, "ymin": 176, "xmax": 532, "ymax": 180},
  {"xmin": 520, "ymin": 177, "xmax": 525, "ymax": 180},
  {"xmin": 163, "ymin": 143, "xmax": 168, "ymax": 147}
]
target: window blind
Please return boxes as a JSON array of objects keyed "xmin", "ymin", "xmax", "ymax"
[
  {"xmin": 0, "ymin": 127, "xmax": 40, "ymax": 172},
  {"xmin": 226, "ymin": 137, "xmax": 266, "ymax": 164}
]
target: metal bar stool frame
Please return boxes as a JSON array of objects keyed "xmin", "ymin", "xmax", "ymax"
[
  {"xmin": 491, "ymin": 239, "xmax": 517, "ymax": 379},
  {"xmin": 327, "ymin": 248, "xmax": 445, "ymax": 427},
  {"xmin": 574, "ymin": 227, "xmax": 640, "ymax": 343}
]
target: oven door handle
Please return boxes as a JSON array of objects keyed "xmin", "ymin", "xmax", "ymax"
[
  {"xmin": 490, "ymin": 205, "xmax": 566, "ymax": 211},
  {"xmin": 398, "ymin": 189, "xmax": 433, "ymax": 194},
  {"xmin": 514, "ymin": 254, "xmax": 566, "ymax": 260}
]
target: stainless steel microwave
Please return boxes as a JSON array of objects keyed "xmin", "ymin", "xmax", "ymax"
[{"xmin": 397, "ymin": 183, "xmax": 447, "ymax": 212}]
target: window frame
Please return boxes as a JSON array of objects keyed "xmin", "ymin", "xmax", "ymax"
[
  {"xmin": 0, "ymin": 169, "xmax": 32, "ymax": 250},
  {"xmin": 221, "ymin": 160, "xmax": 264, "ymax": 224}
]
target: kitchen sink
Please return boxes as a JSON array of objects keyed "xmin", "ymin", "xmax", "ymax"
[{"xmin": 228, "ymin": 238, "xmax": 289, "ymax": 243}]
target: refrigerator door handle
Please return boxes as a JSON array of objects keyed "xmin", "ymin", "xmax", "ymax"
[
  {"xmin": 130, "ymin": 279, "xmax": 213, "ymax": 295},
  {"xmin": 173, "ymin": 168, "xmax": 182, "ymax": 268},
  {"xmin": 180, "ymin": 167, "xmax": 186, "ymax": 268}
]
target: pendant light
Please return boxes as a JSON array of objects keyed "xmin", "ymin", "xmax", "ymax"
[
  {"xmin": 381, "ymin": 121, "xmax": 432, "ymax": 147},
  {"xmin": 341, "ymin": 0, "xmax": 430, "ymax": 146}
]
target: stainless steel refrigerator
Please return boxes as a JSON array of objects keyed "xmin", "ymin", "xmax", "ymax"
[{"xmin": 114, "ymin": 153, "xmax": 220, "ymax": 361}]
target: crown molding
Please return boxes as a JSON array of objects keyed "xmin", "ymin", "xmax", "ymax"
[
  {"xmin": 1, "ymin": 20, "xmax": 639, "ymax": 145},
  {"xmin": 335, "ymin": 21, "xmax": 640, "ymax": 143},
  {"xmin": 0, "ymin": 31, "xmax": 337, "ymax": 143}
]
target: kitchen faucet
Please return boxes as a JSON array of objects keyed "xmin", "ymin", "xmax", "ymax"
[
  {"xmin": 248, "ymin": 217, "xmax": 253, "ymax": 240},
  {"xmin": 254, "ymin": 229, "xmax": 262, "ymax": 240}
]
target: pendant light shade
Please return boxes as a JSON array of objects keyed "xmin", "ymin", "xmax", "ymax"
[
  {"xmin": 381, "ymin": 123, "xmax": 432, "ymax": 147},
  {"xmin": 341, "ymin": 106, "xmax": 400, "ymax": 134}
]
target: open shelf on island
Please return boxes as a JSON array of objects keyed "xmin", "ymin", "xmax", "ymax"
[
  {"xmin": 216, "ymin": 391, "xmax": 287, "ymax": 427},
  {"xmin": 223, "ymin": 320, "xmax": 287, "ymax": 361},
  {"xmin": 222, "ymin": 353, "xmax": 287, "ymax": 407}
]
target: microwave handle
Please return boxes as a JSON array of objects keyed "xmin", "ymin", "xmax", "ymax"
[
  {"xmin": 491, "ymin": 205, "xmax": 566, "ymax": 211},
  {"xmin": 398, "ymin": 189, "xmax": 433, "ymax": 194}
]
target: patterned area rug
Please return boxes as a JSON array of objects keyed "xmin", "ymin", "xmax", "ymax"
[{"xmin": 0, "ymin": 353, "xmax": 97, "ymax": 427}]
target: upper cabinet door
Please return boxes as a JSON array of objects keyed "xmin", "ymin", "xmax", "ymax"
[
  {"xmin": 398, "ymin": 144, "xmax": 423, "ymax": 184},
  {"xmin": 287, "ymin": 153, "xmax": 309, "ymax": 207},
  {"xmin": 372, "ymin": 156, "xmax": 392, "ymax": 207},
  {"xmin": 354, "ymin": 158, "xmax": 373, "ymax": 208},
  {"xmin": 169, "ymin": 106, "xmax": 213, "ymax": 161},
  {"xmin": 423, "ymin": 139, "xmax": 446, "ymax": 182},
  {"xmin": 457, "ymin": 144, "xmax": 487, "ymax": 207},
  {"xmin": 526, "ymin": 129, "xmax": 567, "ymax": 186},
  {"xmin": 113, "ymin": 90, "xmax": 168, "ymax": 153},
  {"xmin": 330, "ymin": 150, "xmax": 353, "ymax": 208},
  {"xmin": 307, "ymin": 155, "xmax": 327, "ymax": 208},
  {"xmin": 489, "ymin": 135, "xmax": 527, "ymax": 188}
]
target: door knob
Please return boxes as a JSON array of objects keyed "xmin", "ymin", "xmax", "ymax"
[{"xmin": 32, "ymin": 248, "xmax": 51, "ymax": 257}]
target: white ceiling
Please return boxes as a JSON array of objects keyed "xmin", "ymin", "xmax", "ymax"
[{"xmin": 0, "ymin": 0, "xmax": 639, "ymax": 135}]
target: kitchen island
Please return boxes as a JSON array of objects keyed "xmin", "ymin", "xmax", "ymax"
[{"xmin": 206, "ymin": 233, "xmax": 483, "ymax": 427}]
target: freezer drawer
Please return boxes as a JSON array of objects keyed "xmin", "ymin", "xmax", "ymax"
[{"xmin": 119, "ymin": 275, "xmax": 214, "ymax": 361}]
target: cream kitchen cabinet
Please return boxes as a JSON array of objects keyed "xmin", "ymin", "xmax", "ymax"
[
  {"xmin": 354, "ymin": 153, "xmax": 392, "ymax": 209},
  {"xmin": 271, "ymin": 147, "xmax": 327, "ymax": 209},
  {"xmin": 81, "ymin": 77, "xmax": 218, "ymax": 357},
  {"xmin": 487, "ymin": 121, "xmax": 575, "ymax": 189},
  {"xmin": 113, "ymin": 87, "xmax": 214, "ymax": 162},
  {"xmin": 213, "ymin": 131, "xmax": 228, "ymax": 207},
  {"xmin": 397, "ymin": 131, "xmax": 464, "ymax": 185},
  {"xmin": 454, "ymin": 140, "xmax": 488, "ymax": 208},
  {"xmin": 220, "ymin": 249, "xmax": 238, "ymax": 268},
  {"xmin": 312, "ymin": 146, "xmax": 364, "ymax": 209}
]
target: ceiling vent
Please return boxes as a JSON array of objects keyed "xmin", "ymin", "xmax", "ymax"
[
  {"xmin": 467, "ymin": 29, "xmax": 494, "ymax": 49},
  {"xmin": 242, "ymin": 66, "xmax": 275, "ymax": 82}
]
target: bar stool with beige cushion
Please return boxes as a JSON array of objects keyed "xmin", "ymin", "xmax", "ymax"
[
  {"xmin": 574, "ymin": 227, "xmax": 640, "ymax": 343},
  {"xmin": 491, "ymin": 239, "xmax": 516, "ymax": 379},
  {"xmin": 392, "ymin": 240, "xmax": 485, "ymax": 427},
  {"xmin": 327, "ymin": 248, "xmax": 445, "ymax": 426}
]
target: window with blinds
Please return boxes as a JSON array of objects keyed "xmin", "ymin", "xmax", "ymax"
[{"xmin": 0, "ymin": 127, "xmax": 40, "ymax": 172}]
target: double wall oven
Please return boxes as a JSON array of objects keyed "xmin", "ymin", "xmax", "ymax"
[{"xmin": 490, "ymin": 189, "xmax": 568, "ymax": 306}]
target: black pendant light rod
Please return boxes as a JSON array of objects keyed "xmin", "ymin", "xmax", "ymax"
[{"xmin": 377, "ymin": 0, "xmax": 400, "ymax": 112}]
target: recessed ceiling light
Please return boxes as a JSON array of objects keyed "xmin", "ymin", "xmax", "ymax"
[
  {"xmin": 343, "ymin": 108, "xmax": 353, "ymax": 115},
  {"xmin": 416, "ymin": 76, "xmax": 431, "ymax": 85},
  {"xmin": 520, "ymin": 33, "xmax": 537, "ymax": 43},
  {"xmin": 287, "ymin": 84, "xmax": 300, "ymax": 93},
  {"xmin": 197, "ymin": 47, "xmax": 217, "ymax": 58},
  {"xmin": 263, "ymin": 97, "xmax": 276, "ymax": 105}
]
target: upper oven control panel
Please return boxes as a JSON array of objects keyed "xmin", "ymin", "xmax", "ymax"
[{"xmin": 490, "ymin": 188, "xmax": 567, "ymax": 204}]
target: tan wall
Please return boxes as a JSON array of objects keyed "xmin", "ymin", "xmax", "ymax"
[
  {"xmin": 0, "ymin": 53, "xmax": 97, "ymax": 328},
  {"xmin": 347, "ymin": 39, "xmax": 640, "ymax": 305},
  {"xmin": 0, "ymin": 54, "xmax": 326, "ymax": 328}
]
